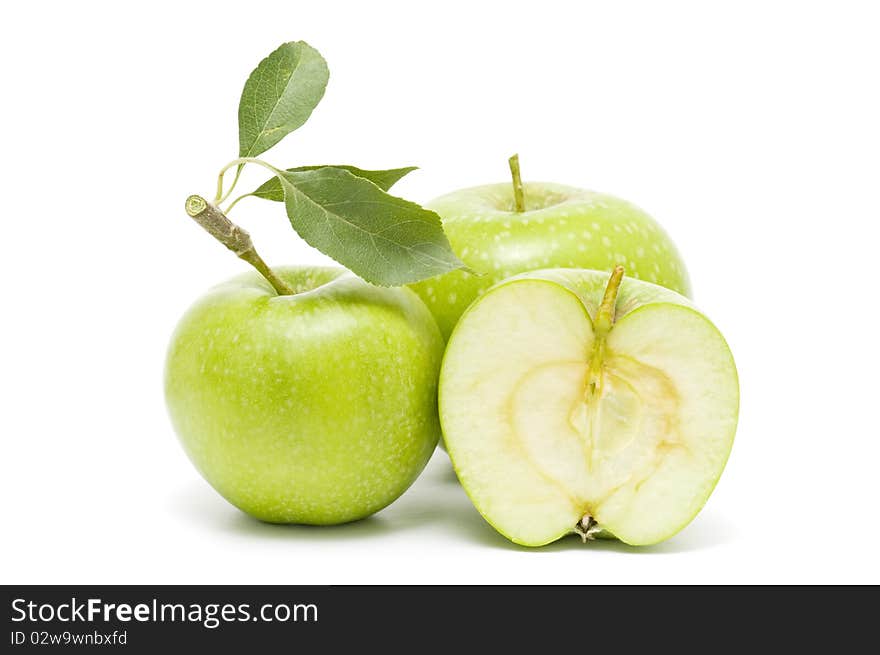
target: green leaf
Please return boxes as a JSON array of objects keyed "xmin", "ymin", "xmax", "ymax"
[
  {"xmin": 271, "ymin": 166, "xmax": 466, "ymax": 286},
  {"xmin": 238, "ymin": 41, "xmax": 329, "ymax": 158},
  {"xmin": 250, "ymin": 165, "xmax": 417, "ymax": 201}
]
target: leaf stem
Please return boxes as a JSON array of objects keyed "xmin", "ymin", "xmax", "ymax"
[
  {"xmin": 218, "ymin": 157, "xmax": 279, "ymax": 180},
  {"xmin": 215, "ymin": 164, "xmax": 244, "ymax": 205},
  {"xmin": 215, "ymin": 157, "xmax": 278, "ymax": 204},
  {"xmin": 213, "ymin": 156, "xmax": 285, "ymax": 212},
  {"xmin": 508, "ymin": 153, "xmax": 526, "ymax": 212},
  {"xmin": 184, "ymin": 195, "xmax": 293, "ymax": 296},
  {"xmin": 223, "ymin": 193, "xmax": 253, "ymax": 215}
]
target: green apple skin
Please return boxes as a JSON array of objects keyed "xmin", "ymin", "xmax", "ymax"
[
  {"xmin": 411, "ymin": 183, "xmax": 692, "ymax": 340},
  {"xmin": 439, "ymin": 268, "xmax": 738, "ymax": 547},
  {"xmin": 165, "ymin": 266, "xmax": 444, "ymax": 525}
]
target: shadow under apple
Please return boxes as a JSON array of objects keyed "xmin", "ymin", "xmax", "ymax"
[{"xmin": 169, "ymin": 451, "xmax": 734, "ymax": 553}]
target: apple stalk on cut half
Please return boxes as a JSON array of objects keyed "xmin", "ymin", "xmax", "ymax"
[{"xmin": 439, "ymin": 266, "xmax": 738, "ymax": 546}]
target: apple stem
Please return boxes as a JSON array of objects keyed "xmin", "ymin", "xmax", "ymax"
[
  {"xmin": 184, "ymin": 195, "xmax": 294, "ymax": 296},
  {"xmin": 594, "ymin": 266, "xmax": 625, "ymax": 337},
  {"xmin": 508, "ymin": 153, "xmax": 526, "ymax": 212},
  {"xmin": 586, "ymin": 266, "xmax": 625, "ymax": 403}
]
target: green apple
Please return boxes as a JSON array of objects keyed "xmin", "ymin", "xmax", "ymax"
[
  {"xmin": 165, "ymin": 266, "xmax": 444, "ymax": 524},
  {"xmin": 439, "ymin": 267, "xmax": 738, "ymax": 546},
  {"xmin": 411, "ymin": 182, "xmax": 691, "ymax": 339}
]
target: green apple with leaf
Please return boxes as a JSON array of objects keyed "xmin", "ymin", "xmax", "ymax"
[
  {"xmin": 166, "ymin": 42, "xmax": 464, "ymax": 523},
  {"xmin": 410, "ymin": 156, "xmax": 692, "ymax": 339},
  {"xmin": 439, "ymin": 267, "xmax": 738, "ymax": 546}
]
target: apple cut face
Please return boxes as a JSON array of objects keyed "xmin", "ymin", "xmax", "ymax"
[{"xmin": 439, "ymin": 269, "xmax": 738, "ymax": 546}]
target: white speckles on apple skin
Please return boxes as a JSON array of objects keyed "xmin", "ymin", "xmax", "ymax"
[
  {"xmin": 165, "ymin": 267, "xmax": 444, "ymax": 525},
  {"xmin": 411, "ymin": 183, "xmax": 691, "ymax": 340}
]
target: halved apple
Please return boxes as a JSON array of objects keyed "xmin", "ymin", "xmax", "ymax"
[{"xmin": 439, "ymin": 267, "xmax": 738, "ymax": 546}]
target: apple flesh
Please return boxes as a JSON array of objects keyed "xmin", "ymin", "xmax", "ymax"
[
  {"xmin": 439, "ymin": 268, "xmax": 738, "ymax": 546},
  {"xmin": 165, "ymin": 266, "xmax": 444, "ymax": 524},
  {"xmin": 411, "ymin": 183, "xmax": 692, "ymax": 340}
]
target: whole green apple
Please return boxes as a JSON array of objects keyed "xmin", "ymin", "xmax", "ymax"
[
  {"xmin": 165, "ymin": 266, "xmax": 443, "ymax": 524},
  {"xmin": 439, "ymin": 267, "xmax": 738, "ymax": 546},
  {"xmin": 411, "ymin": 181, "xmax": 691, "ymax": 339}
]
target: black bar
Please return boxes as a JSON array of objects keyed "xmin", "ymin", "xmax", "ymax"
[{"xmin": 1, "ymin": 585, "xmax": 874, "ymax": 651}]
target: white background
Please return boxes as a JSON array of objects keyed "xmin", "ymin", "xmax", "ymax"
[{"xmin": 2, "ymin": 0, "xmax": 878, "ymax": 584}]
